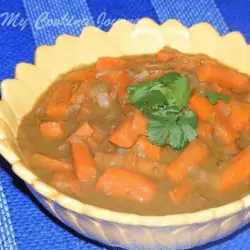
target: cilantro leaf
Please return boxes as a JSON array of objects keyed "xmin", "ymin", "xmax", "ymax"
[
  {"xmin": 172, "ymin": 75, "xmax": 191, "ymax": 109},
  {"xmin": 147, "ymin": 119, "xmax": 170, "ymax": 146},
  {"xmin": 177, "ymin": 110, "xmax": 198, "ymax": 129},
  {"xmin": 133, "ymin": 90, "xmax": 166, "ymax": 110},
  {"xmin": 169, "ymin": 123, "xmax": 184, "ymax": 150},
  {"xmin": 179, "ymin": 124, "xmax": 197, "ymax": 142},
  {"xmin": 202, "ymin": 92, "xmax": 230, "ymax": 105},
  {"xmin": 144, "ymin": 106, "xmax": 180, "ymax": 122},
  {"xmin": 158, "ymin": 72, "xmax": 181, "ymax": 85}
]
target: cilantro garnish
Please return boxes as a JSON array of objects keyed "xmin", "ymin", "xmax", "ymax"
[
  {"xmin": 202, "ymin": 91, "xmax": 230, "ymax": 105},
  {"xmin": 127, "ymin": 72, "xmax": 198, "ymax": 150}
]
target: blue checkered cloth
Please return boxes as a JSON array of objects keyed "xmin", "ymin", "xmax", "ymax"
[{"xmin": 1, "ymin": 0, "xmax": 250, "ymax": 249}]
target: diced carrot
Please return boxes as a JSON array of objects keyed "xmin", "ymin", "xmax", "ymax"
[
  {"xmin": 77, "ymin": 93, "xmax": 93, "ymax": 120},
  {"xmin": 124, "ymin": 147, "xmax": 137, "ymax": 171},
  {"xmin": 40, "ymin": 121, "xmax": 64, "ymax": 139},
  {"xmin": 197, "ymin": 121, "xmax": 213, "ymax": 141},
  {"xmin": 169, "ymin": 180, "xmax": 192, "ymax": 204},
  {"xmin": 46, "ymin": 83, "xmax": 71, "ymax": 119},
  {"xmin": 136, "ymin": 136, "xmax": 162, "ymax": 161},
  {"xmin": 109, "ymin": 116, "xmax": 140, "ymax": 148},
  {"xmin": 96, "ymin": 167, "xmax": 156, "ymax": 203},
  {"xmin": 102, "ymin": 70, "xmax": 131, "ymax": 102},
  {"xmin": 229, "ymin": 101, "xmax": 249, "ymax": 132},
  {"xmin": 213, "ymin": 114, "xmax": 239, "ymax": 144},
  {"xmin": 67, "ymin": 122, "xmax": 94, "ymax": 143},
  {"xmin": 165, "ymin": 140, "xmax": 209, "ymax": 182},
  {"xmin": 189, "ymin": 94, "xmax": 217, "ymax": 121},
  {"xmin": 71, "ymin": 142, "xmax": 97, "ymax": 182},
  {"xmin": 95, "ymin": 57, "xmax": 126, "ymax": 71},
  {"xmin": 32, "ymin": 153, "xmax": 72, "ymax": 172},
  {"xmin": 218, "ymin": 146, "xmax": 250, "ymax": 191},
  {"xmin": 157, "ymin": 49, "xmax": 182, "ymax": 62},
  {"xmin": 69, "ymin": 83, "xmax": 91, "ymax": 105},
  {"xmin": 65, "ymin": 70, "xmax": 96, "ymax": 81},
  {"xmin": 132, "ymin": 109, "xmax": 148, "ymax": 136},
  {"xmin": 197, "ymin": 63, "xmax": 248, "ymax": 89}
]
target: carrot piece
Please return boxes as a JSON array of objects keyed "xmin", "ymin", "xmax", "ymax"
[
  {"xmin": 197, "ymin": 63, "xmax": 248, "ymax": 89},
  {"xmin": 123, "ymin": 103, "xmax": 134, "ymax": 115},
  {"xmin": 32, "ymin": 153, "xmax": 72, "ymax": 172},
  {"xmin": 95, "ymin": 57, "xmax": 125, "ymax": 71},
  {"xmin": 189, "ymin": 94, "xmax": 217, "ymax": 121},
  {"xmin": 218, "ymin": 146, "xmax": 250, "ymax": 191},
  {"xmin": 132, "ymin": 110, "xmax": 148, "ymax": 136},
  {"xmin": 69, "ymin": 83, "xmax": 91, "ymax": 105},
  {"xmin": 67, "ymin": 122, "xmax": 94, "ymax": 143},
  {"xmin": 46, "ymin": 83, "xmax": 72, "ymax": 119},
  {"xmin": 109, "ymin": 116, "xmax": 139, "ymax": 148},
  {"xmin": 197, "ymin": 121, "xmax": 213, "ymax": 141},
  {"xmin": 71, "ymin": 142, "xmax": 97, "ymax": 182},
  {"xmin": 157, "ymin": 49, "xmax": 182, "ymax": 62},
  {"xmin": 40, "ymin": 121, "xmax": 64, "ymax": 139},
  {"xmin": 229, "ymin": 101, "xmax": 249, "ymax": 132},
  {"xmin": 169, "ymin": 180, "xmax": 192, "ymax": 204},
  {"xmin": 96, "ymin": 167, "xmax": 156, "ymax": 203},
  {"xmin": 77, "ymin": 93, "xmax": 93, "ymax": 120},
  {"xmin": 165, "ymin": 140, "xmax": 209, "ymax": 182},
  {"xmin": 65, "ymin": 70, "xmax": 96, "ymax": 81},
  {"xmin": 102, "ymin": 70, "xmax": 131, "ymax": 102},
  {"xmin": 136, "ymin": 136, "xmax": 162, "ymax": 161},
  {"xmin": 213, "ymin": 114, "xmax": 239, "ymax": 144}
]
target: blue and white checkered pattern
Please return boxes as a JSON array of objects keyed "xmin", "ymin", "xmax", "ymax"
[{"xmin": 0, "ymin": 0, "xmax": 250, "ymax": 249}]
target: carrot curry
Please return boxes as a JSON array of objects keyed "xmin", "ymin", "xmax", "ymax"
[{"xmin": 17, "ymin": 47, "xmax": 250, "ymax": 215}]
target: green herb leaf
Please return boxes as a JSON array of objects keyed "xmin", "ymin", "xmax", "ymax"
[
  {"xmin": 172, "ymin": 75, "xmax": 191, "ymax": 109},
  {"xmin": 168, "ymin": 123, "xmax": 184, "ymax": 150},
  {"xmin": 202, "ymin": 91, "xmax": 230, "ymax": 105},
  {"xmin": 147, "ymin": 119, "xmax": 170, "ymax": 146},
  {"xmin": 177, "ymin": 110, "xmax": 198, "ymax": 129}
]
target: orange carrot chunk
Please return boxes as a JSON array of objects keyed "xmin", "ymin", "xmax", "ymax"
[
  {"xmin": 71, "ymin": 142, "xmax": 97, "ymax": 182},
  {"xmin": 95, "ymin": 57, "xmax": 126, "ymax": 71},
  {"xmin": 189, "ymin": 94, "xmax": 217, "ymax": 121},
  {"xmin": 229, "ymin": 101, "xmax": 249, "ymax": 132},
  {"xmin": 197, "ymin": 121, "xmax": 213, "ymax": 141},
  {"xmin": 219, "ymin": 146, "xmax": 250, "ymax": 191},
  {"xmin": 65, "ymin": 70, "xmax": 96, "ymax": 82},
  {"xmin": 157, "ymin": 49, "xmax": 182, "ymax": 62},
  {"xmin": 197, "ymin": 63, "xmax": 248, "ymax": 89},
  {"xmin": 67, "ymin": 122, "xmax": 94, "ymax": 142},
  {"xmin": 46, "ymin": 83, "xmax": 71, "ymax": 119},
  {"xmin": 109, "ymin": 116, "xmax": 140, "ymax": 148},
  {"xmin": 32, "ymin": 153, "xmax": 72, "ymax": 172},
  {"xmin": 102, "ymin": 70, "xmax": 131, "ymax": 102},
  {"xmin": 96, "ymin": 167, "xmax": 156, "ymax": 203},
  {"xmin": 132, "ymin": 110, "xmax": 148, "ymax": 136},
  {"xmin": 169, "ymin": 180, "xmax": 192, "ymax": 204},
  {"xmin": 166, "ymin": 140, "xmax": 209, "ymax": 182},
  {"xmin": 40, "ymin": 121, "xmax": 64, "ymax": 139},
  {"xmin": 136, "ymin": 136, "xmax": 162, "ymax": 161}
]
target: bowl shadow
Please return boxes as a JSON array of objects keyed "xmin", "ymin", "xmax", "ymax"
[{"xmin": 1, "ymin": 156, "xmax": 250, "ymax": 250}]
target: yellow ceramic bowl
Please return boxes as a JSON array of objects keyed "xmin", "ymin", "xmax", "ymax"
[{"xmin": 1, "ymin": 18, "xmax": 250, "ymax": 250}]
